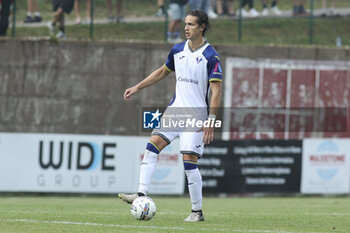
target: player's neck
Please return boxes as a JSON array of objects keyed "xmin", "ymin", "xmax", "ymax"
[{"xmin": 188, "ymin": 37, "xmax": 205, "ymax": 51}]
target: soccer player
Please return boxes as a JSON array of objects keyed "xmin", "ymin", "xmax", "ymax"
[{"xmin": 119, "ymin": 10, "xmax": 222, "ymax": 222}]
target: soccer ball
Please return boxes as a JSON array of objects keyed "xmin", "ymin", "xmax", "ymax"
[{"xmin": 130, "ymin": 196, "xmax": 157, "ymax": 220}]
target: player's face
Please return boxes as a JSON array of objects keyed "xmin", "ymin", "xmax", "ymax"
[{"xmin": 184, "ymin": 15, "xmax": 204, "ymax": 40}]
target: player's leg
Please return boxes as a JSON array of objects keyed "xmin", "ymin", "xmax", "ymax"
[
  {"xmin": 183, "ymin": 153, "xmax": 204, "ymax": 222},
  {"xmin": 118, "ymin": 133, "xmax": 174, "ymax": 204},
  {"xmin": 180, "ymin": 132, "xmax": 205, "ymax": 221},
  {"xmin": 138, "ymin": 134, "xmax": 169, "ymax": 196}
]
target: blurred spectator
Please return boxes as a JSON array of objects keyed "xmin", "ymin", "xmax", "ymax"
[
  {"xmin": 238, "ymin": 0, "xmax": 259, "ymax": 18},
  {"xmin": 167, "ymin": 0, "xmax": 188, "ymax": 43},
  {"xmin": 156, "ymin": 0, "xmax": 166, "ymax": 17},
  {"xmin": 0, "ymin": 0, "xmax": 13, "ymax": 36},
  {"xmin": 189, "ymin": 0, "xmax": 209, "ymax": 14},
  {"xmin": 321, "ymin": 0, "xmax": 337, "ymax": 17},
  {"xmin": 261, "ymin": 0, "xmax": 281, "ymax": 16},
  {"xmin": 293, "ymin": 0, "xmax": 309, "ymax": 16},
  {"xmin": 106, "ymin": 0, "xmax": 124, "ymax": 23},
  {"xmin": 208, "ymin": 0, "xmax": 218, "ymax": 18},
  {"xmin": 216, "ymin": 0, "xmax": 235, "ymax": 17},
  {"xmin": 74, "ymin": 0, "xmax": 91, "ymax": 24},
  {"xmin": 47, "ymin": 0, "xmax": 75, "ymax": 39},
  {"xmin": 24, "ymin": 0, "xmax": 42, "ymax": 23}
]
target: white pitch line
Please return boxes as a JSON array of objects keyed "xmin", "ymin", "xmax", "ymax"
[
  {"xmin": 3, "ymin": 210, "xmax": 350, "ymax": 216},
  {"xmin": 2, "ymin": 219, "xmax": 185, "ymax": 231},
  {"xmin": 1, "ymin": 210, "xmax": 186, "ymax": 216},
  {"xmin": 1, "ymin": 218, "xmax": 321, "ymax": 233}
]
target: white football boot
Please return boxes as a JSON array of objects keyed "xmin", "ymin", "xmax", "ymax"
[
  {"xmin": 118, "ymin": 193, "xmax": 138, "ymax": 204},
  {"xmin": 184, "ymin": 211, "xmax": 205, "ymax": 222}
]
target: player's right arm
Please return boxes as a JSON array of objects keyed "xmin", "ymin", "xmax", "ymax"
[{"xmin": 124, "ymin": 65, "xmax": 171, "ymax": 101}]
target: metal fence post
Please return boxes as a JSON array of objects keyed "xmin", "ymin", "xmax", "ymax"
[
  {"xmin": 238, "ymin": 0, "xmax": 243, "ymax": 42},
  {"xmin": 90, "ymin": 0, "xmax": 94, "ymax": 39},
  {"xmin": 164, "ymin": 0, "xmax": 169, "ymax": 42},
  {"xmin": 12, "ymin": 0, "xmax": 16, "ymax": 38},
  {"xmin": 309, "ymin": 0, "xmax": 314, "ymax": 45}
]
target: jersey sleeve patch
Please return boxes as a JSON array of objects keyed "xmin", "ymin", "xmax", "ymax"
[
  {"xmin": 209, "ymin": 59, "xmax": 223, "ymax": 81},
  {"xmin": 203, "ymin": 46, "xmax": 223, "ymax": 82}
]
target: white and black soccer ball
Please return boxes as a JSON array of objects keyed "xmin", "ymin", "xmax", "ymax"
[{"xmin": 130, "ymin": 196, "xmax": 157, "ymax": 220}]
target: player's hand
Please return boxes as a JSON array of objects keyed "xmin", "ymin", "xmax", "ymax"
[
  {"xmin": 123, "ymin": 86, "xmax": 138, "ymax": 101},
  {"xmin": 197, "ymin": 126, "xmax": 214, "ymax": 144}
]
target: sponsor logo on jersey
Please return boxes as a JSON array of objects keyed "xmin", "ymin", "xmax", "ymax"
[
  {"xmin": 178, "ymin": 76, "xmax": 198, "ymax": 84},
  {"xmin": 213, "ymin": 62, "xmax": 222, "ymax": 75}
]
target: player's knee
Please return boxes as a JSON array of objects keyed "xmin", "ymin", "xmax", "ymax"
[
  {"xmin": 146, "ymin": 141, "xmax": 161, "ymax": 154},
  {"xmin": 183, "ymin": 160, "xmax": 198, "ymax": 170},
  {"xmin": 150, "ymin": 134, "xmax": 169, "ymax": 150}
]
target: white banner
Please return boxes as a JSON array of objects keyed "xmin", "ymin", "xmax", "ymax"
[
  {"xmin": 301, "ymin": 139, "xmax": 350, "ymax": 194},
  {"xmin": 0, "ymin": 133, "xmax": 184, "ymax": 194}
]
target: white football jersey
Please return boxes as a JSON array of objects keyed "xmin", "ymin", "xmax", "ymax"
[{"xmin": 165, "ymin": 40, "xmax": 222, "ymax": 108}]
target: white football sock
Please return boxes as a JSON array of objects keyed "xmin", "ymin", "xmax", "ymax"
[
  {"xmin": 138, "ymin": 149, "xmax": 158, "ymax": 195},
  {"xmin": 185, "ymin": 168, "xmax": 203, "ymax": 211}
]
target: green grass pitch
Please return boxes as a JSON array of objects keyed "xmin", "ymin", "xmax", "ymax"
[{"xmin": 0, "ymin": 196, "xmax": 349, "ymax": 233}]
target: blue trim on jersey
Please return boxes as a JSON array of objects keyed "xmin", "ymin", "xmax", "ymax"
[
  {"xmin": 206, "ymin": 81, "xmax": 209, "ymax": 113},
  {"xmin": 146, "ymin": 142, "xmax": 160, "ymax": 154},
  {"xmin": 169, "ymin": 93, "xmax": 176, "ymax": 106},
  {"xmin": 165, "ymin": 41, "xmax": 186, "ymax": 72},
  {"xmin": 203, "ymin": 45, "xmax": 223, "ymax": 82},
  {"xmin": 203, "ymin": 45, "xmax": 218, "ymax": 60}
]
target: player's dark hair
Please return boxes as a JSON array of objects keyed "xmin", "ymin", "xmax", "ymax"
[{"xmin": 187, "ymin": 10, "xmax": 210, "ymax": 36}]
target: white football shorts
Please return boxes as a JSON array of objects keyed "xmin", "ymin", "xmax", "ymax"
[{"xmin": 152, "ymin": 131, "xmax": 204, "ymax": 157}]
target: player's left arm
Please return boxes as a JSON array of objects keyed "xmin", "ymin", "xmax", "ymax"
[
  {"xmin": 202, "ymin": 81, "xmax": 222, "ymax": 144},
  {"xmin": 208, "ymin": 81, "xmax": 222, "ymax": 117}
]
